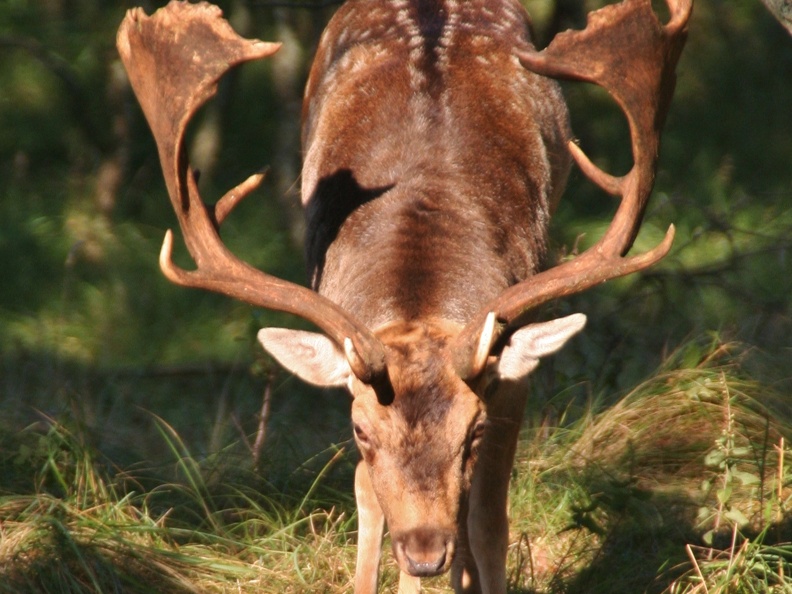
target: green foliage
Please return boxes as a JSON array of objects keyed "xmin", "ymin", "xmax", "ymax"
[
  {"xmin": 507, "ymin": 339, "xmax": 792, "ymax": 594},
  {"xmin": 0, "ymin": 1, "xmax": 791, "ymax": 593},
  {"xmin": 0, "ymin": 418, "xmax": 360, "ymax": 594},
  {"xmin": 2, "ymin": 339, "xmax": 790, "ymax": 593},
  {"xmin": 669, "ymin": 536, "xmax": 792, "ymax": 594},
  {"xmin": 1, "ymin": 0, "xmax": 789, "ymax": 374}
]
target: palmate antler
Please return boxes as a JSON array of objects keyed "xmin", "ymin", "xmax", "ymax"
[
  {"xmin": 452, "ymin": 0, "xmax": 692, "ymax": 379},
  {"xmin": 118, "ymin": 0, "xmax": 691, "ymax": 387},
  {"xmin": 116, "ymin": 2, "xmax": 389, "ymax": 388}
]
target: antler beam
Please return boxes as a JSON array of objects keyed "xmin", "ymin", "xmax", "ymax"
[
  {"xmin": 453, "ymin": 0, "xmax": 692, "ymax": 379},
  {"xmin": 117, "ymin": 1, "xmax": 388, "ymax": 386}
]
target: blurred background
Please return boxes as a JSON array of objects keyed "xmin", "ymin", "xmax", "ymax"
[{"xmin": 0, "ymin": 0, "xmax": 790, "ymax": 486}]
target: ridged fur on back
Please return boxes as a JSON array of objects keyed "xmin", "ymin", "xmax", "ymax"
[{"xmin": 301, "ymin": 0, "xmax": 571, "ymax": 329}]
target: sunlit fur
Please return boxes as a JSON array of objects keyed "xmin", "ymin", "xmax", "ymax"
[
  {"xmin": 300, "ymin": 0, "xmax": 571, "ymax": 591},
  {"xmin": 302, "ymin": 0, "xmax": 571, "ymax": 329},
  {"xmin": 350, "ymin": 320, "xmax": 485, "ymax": 575}
]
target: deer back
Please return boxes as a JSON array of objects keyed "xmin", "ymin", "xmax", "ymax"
[{"xmin": 301, "ymin": 0, "xmax": 572, "ymax": 330}]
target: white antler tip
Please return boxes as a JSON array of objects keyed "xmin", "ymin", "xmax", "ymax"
[
  {"xmin": 472, "ymin": 312, "xmax": 497, "ymax": 375},
  {"xmin": 158, "ymin": 229, "xmax": 184, "ymax": 282},
  {"xmin": 159, "ymin": 229, "xmax": 173, "ymax": 263}
]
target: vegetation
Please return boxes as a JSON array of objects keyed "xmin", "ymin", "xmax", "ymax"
[
  {"xmin": 2, "ymin": 341, "xmax": 791, "ymax": 592},
  {"xmin": 1, "ymin": 0, "xmax": 790, "ymax": 592}
]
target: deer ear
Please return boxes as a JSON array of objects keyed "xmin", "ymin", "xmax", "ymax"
[
  {"xmin": 496, "ymin": 313, "xmax": 586, "ymax": 381},
  {"xmin": 257, "ymin": 328, "xmax": 352, "ymax": 388}
]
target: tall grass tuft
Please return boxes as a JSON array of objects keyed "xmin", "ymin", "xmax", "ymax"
[
  {"xmin": 0, "ymin": 419, "xmax": 360, "ymax": 593},
  {"xmin": 507, "ymin": 339, "xmax": 792, "ymax": 594},
  {"xmin": 1, "ymin": 339, "xmax": 789, "ymax": 593}
]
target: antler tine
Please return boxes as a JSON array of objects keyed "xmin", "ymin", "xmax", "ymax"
[
  {"xmin": 452, "ymin": 0, "xmax": 691, "ymax": 379},
  {"xmin": 117, "ymin": 1, "xmax": 388, "ymax": 385}
]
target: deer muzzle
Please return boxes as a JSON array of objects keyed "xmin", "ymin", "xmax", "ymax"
[{"xmin": 392, "ymin": 527, "xmax": 456, "ymax": 577}]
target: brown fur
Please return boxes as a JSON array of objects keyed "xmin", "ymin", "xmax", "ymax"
[
  {"xmin": 300, "ymin": 0, "xmax": 570, "ymax": 591},
  {"xmin": 302, "ymin": 0, "xmax": 571, "ymax": 330},
  {"xmin": 118, "ymin": 0, "xmax": 687, "ymax": 590}
]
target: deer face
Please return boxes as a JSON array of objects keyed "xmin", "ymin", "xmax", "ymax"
[
  {"xmin": 258, "ymin": 313, "xmax": 586, "ymax": 577},
  {"xmin": 348, "ymin": 321, "xmax": 484, "ymax": 576}
]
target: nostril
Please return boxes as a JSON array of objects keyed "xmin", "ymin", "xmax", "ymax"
[{"xmin": 394, "ymin": 528, "xmax": 454, "ymax": 577}]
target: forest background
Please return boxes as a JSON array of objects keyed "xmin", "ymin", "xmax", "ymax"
[{"xmin": 0, "ymin": 0, "xmax": 791, "ymax": 592}]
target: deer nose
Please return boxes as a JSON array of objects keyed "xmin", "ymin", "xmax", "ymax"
[{"xmin": 393, "ymin": 528, "xmax": 454, "ymax": 577}]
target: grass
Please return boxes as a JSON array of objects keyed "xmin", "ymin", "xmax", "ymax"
[
  {"xmin": 1, "ymin": 0, "xmax": 790, "ymax": 591},
  {"xmin": 1, "ymin": 339, "xmax": 790, "ymax": 593},
  {"xmin": 0, "ymin": 418, "xmax": 360, "ymax": 593},
  {"xmin": 506, "ymin": 340, "xmax": 792, "ymax": 594}
]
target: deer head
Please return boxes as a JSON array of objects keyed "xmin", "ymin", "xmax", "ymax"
[
  {"xmin": 260, "ymin": 314, "xmax": 586, "ymax": 575},
  {"xmin": 118, "ymin": 0, "xmax": 690, "ymax": 587}
]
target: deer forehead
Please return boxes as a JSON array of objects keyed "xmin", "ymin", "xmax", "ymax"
[
  {"xmin": 353, "ymin": 396, "xmax": 479, "ymax": 501},
  {"xmin": 350, "ymin": 319, "xmax": 484, "ymax": 437}
]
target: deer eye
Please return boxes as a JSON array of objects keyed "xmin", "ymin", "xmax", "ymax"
[
  {"xmin": 353, "ymin": 423, "xmax": 370, "ymax": 447},
  {"xmin": 469, "ymin": 419, "xmax": 487, "ymax": 449}
]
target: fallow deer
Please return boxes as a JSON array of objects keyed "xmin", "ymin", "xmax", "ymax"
[{"xmin": 117, "ymin": 0, "xmax": 691, "ymax": 592}]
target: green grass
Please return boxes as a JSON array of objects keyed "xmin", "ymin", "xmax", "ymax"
[
  {"xmin": 1, "ymin": 1, "xmax": 791, "ymax": 592},
  {"xmin": 2, "ymin": 339, "xmax": 790, "ymax": 593},
  {"xmin": 0, "ymin": 419, "xmax": 360, "ymax": 593},
  {"xmin": 508, "ymin": 340, "xmax": 792, "ymax": 593}
]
